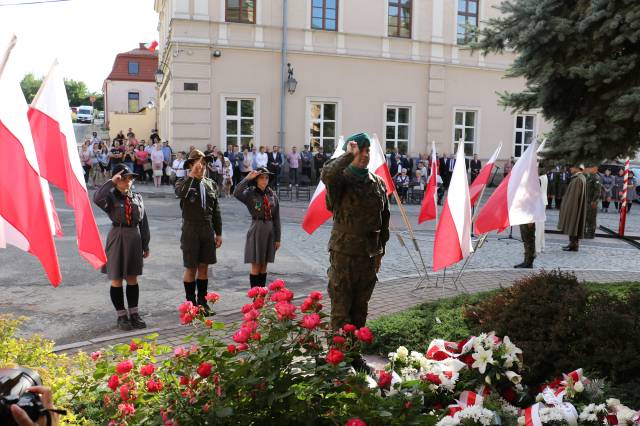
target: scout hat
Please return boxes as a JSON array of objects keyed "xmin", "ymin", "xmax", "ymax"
[
  {"xmin": 342, "ymin": 132, "xmax": 372, "ymax": 151},
  {"xmin": 184, "ymin": 149, "xmax": 213, "ymax": 169},
  {"xmin": 254, "ymin": 166, "xmax": 274, "ymax": 175},
  {"xmin": 111, "ymin": 163, "xmax": 138, "ymax": 178}
]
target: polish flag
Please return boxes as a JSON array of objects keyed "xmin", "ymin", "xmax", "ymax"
[
  {"xmin": 144, "ymin": 41, "xmax": 159, "ymax": 52},
  {"xmin": 432, "ymin": 144, "xmax": 472, "ymax": 271},
  {"xmin": 475, "ymin": 141, "xmax": 545, "ymax": 235},
  {"xmin": 301, "ymin": 134, "xmax": 394, "ymax": 234},
  {"xmin": 0, "ymin": 36, "xmax": 62, "ymax": 286},
  {"xmin": 469, "ymin": 143, "xmax": 501, "ymax": 207},
  {"xmin": 28, "ymin": 60, "xmax": 107, "ymax": 269},
  {"xmin": 418, "ymin": 141, "xmax": 438, "ymax": 223}
]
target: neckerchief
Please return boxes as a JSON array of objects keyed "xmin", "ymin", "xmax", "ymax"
[
  {"xmin": 123, "ymin": 192, "xmax": 133, "ymax": 225},
  {"xmin": 347, "ymin": 164, "xmax": 368, "ymax": 177},
  {"xmin": 199, "ymin": 180, "xmax": 206, "ymax": 210},
  {"xmin": 262, "ymin": 193, "xmax": 272, "ymax": 220}
]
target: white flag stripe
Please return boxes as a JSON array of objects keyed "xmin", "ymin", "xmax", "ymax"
[
  {"xmin": 506, "ymin": 141, "xmax": 546, "ymax": 226},
  {"xmin": 448, "ymin": 144, "xmax": 473, "ymax": 255}
]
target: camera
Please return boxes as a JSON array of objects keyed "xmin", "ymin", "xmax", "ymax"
[{"xmin": 0, "ymin": 367, "xmax": 46, "ymax": 426}]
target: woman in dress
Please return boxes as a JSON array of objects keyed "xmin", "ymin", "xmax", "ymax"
[
  {"xmin": 151, "ymin": 143, "xmax": 165, "ymax": 188},
  {"xmin": 222, "ymin": 157, "xmax": 234, "ymax": 197},
  {"xmin": 601, "ymin": 169, "xmax": 614, "ymax": 213},
  {"xmin": 234, "ymin": 167, "xmax": 281, "ymax": 288},
  {"xmin": 93, "ymin": 164, "xmax": 150, "ymax": 331},
  {"xmin": 613, "ymin": 168, "xmax": 626, "ymax": 211},
  {"xmin": 134, "ymin": 143, "xmax": 150, "ymax": 181},
  {"xmin": 79, "ymin": 139, "xmax": 93, "ymax": 184},
  {"xmin": 240, "ymin": 147, "xmax": 252, "ymax": 179}
]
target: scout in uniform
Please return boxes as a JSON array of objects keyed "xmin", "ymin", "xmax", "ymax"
[
  {"xmin": 321, "ymin": 133, "xmax": 390, "ymax": 331},
  {"xmin": 515, "ymin": 223, "xmax": 536, "ymax": 268},
  {"xmin": 584, "ymin": 165, "xmax": 602, "ymax": 239},
  {"xmin": 558, "ymin": 164, "xmax": 587, "ymax": 251},
  {"xmin": 233, "ymin": 167, "xmax": 282, "ymax": 288},
  {"xmin": 175, "ymin": 150, "xmax": 223, "ymax": 314},
  {"xmin": 93, "ymin": 164, "xmax": 150, "ymax": 331}
]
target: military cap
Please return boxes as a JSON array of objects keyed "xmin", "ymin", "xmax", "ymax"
[{"xmin": 342, "ymin": 132, "xmax": 372, "ymax": 151}]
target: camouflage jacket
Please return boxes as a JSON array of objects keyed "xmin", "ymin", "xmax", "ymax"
[
  {"xmin": 175, "ymin": 176, "xmax": 223, "ymax": 235},
  {"xmin": 321, "ymin": 152, "xmax": 390, "ymax": 257},
  {"xmin": 585, "ymin": 173, "xmax": 602, "ymax": 202}
]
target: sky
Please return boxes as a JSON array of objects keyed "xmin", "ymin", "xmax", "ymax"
[{"xmin": 0, "ymin": 0, "xmax": 158, "ymax": 92}]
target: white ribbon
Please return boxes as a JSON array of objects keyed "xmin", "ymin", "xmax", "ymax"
[{"xmin": 542, "ymin": 388, "xmax": 578, "ymax": 426}]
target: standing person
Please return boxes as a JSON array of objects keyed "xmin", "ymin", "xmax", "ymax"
[
  {"xmin": 556, "ymin": 166, "xmax": 571, "ymax": 209},
  {"xmin": 515, "ymin": 222, "xmax": 536, "ymax": 268},
  {"xmin": 126, "ymin": 128, "xmax": 135, "ymax": 139},
  {"xmin": 234, "ymin": 167, "xmax": 281, "ymax": 288},
  {"xmin": 222, "ymin": 158, "xmax": 234, "ymax": 197},
  {"xmin": 287, "ymin": 146, "xmax": 301, "ymax": 186},
  {"xmin": 149, "ymin": 129, "xmax": 160, "ymax": 143},
  {"xmin": 584, "ymin": 165, "xmax": 602, "ymax": 239},
  {"xmin": 93, "ymin": 164, "xmax": 150, "ymax": 331},
  {"xmin": 209, "ymin": 152, "xmax": 224, "ymax": 187},
  {"xmin": 90, "ymin": 131, "xmax": 101, "ymax": 148},
  {"xmin": 151, "ymin": 143, "xmax": 165, "ymax": 188},
  {"xmin": 301, "ymin": 145, "xmax": 313, "ymax": 182},
  {"xmin": 503, "ymin": 157, "xmax": 514, "ymax": 177},
  {"xmin": 232, "ymin": 145, "xmax": 243, "ymax": 188},
  {"xmin": 313, "ymin": 147, "xmax": 328, "ymax": 184},
  {"xmin": 268, "ymin": 145, "xmax": 283, "ymax": 188},
  {"xmin": 204, "ymin": 144, "xmax": 214, "ymax": 157},
  {"xmin": 114, "ymin": 130, "xmax": 125, "ymax": 145},
  {"xmin": 175, "ymin": 150, "xmax": 223, "ymax": 314},
  {"xmin": 255, "ymin": 146, "xmax": 268, "ymax": 169},
  {"xmin": 321, "ymin": 133, "xmax": 390, "ymax": 332},
  {"xmin": 470, "ymin": 154, "xmax": 482, "ymax": 183},
  {"xmin": 395, "ymin": 168, "xmax": 410, "ymax": 202},
  {"xmin": 558, "ymin": 164, "xmax": 587, "ymax": 252},
  {"xmin": 171, "ymin": 151, "xmax": 186, "ymax": 184},
  {"xmin": 536, "ymin": 169, "xmax": 548, "ymax": 254},
  {"xmin": 80, "ymin": 140, "xmax": 93, "ymax": 184},
  {"xmin": 109, "ymin": 141, "xmax": 124, "ymax": 175},
  {"xmin": 443, "ymin": 154, "xmax": 455, "ymax": 189},
  {"xmin": 122, "ymin": 146, "xmax": 135, "ymax": 173},
  {"xmin": 601, "ymin": 169, "xmax": 614, "ymax": 212},
  {"xmin": 97, "ymin": 144, "xmax": 110, "ymax": 185},
  {"xmin": 546, "ymin": 166, "xmax": 559, "ymax": 209},
  {"xmin": 624, "ymin": 171, "xmax": 637, "ymax": 213},
  {"xmin": 162, "ymin": 141, "xmax": 173, "ymax": 185},
  {"xmin": 613, "ymin": 168, "xmax": 626, "ymax": 212},
  {"xmin": 89, "ymin": 143, "xmax": 102, "ymax": 188},
  {"xmin": 134, "ymin": 144, "xmax": 150, "ymax": 182},
  {"xmin": 240, "ymin": 147, "xmax": 252, "ymax": 178}
]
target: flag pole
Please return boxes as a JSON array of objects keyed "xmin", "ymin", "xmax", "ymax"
[
  {"xmin": 618, "ymin": 157, "xmax": 630, "ymax": 236},
  {"xmin": 0, "ymin": 35, "xmax": 18, "ymax": 80},
  {"xmin": 392, "ymin": 189, "xmax": 430, "ymax": 280},
  {"xmin": 390, "ymin": 221, "xmax": 423, "ymax": 279}
]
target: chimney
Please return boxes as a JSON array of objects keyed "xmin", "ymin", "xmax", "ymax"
[{"xmin": 139, "ymin": 43, "xmax": 146, "ymax": 49}]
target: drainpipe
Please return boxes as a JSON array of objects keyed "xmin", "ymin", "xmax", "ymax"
[{"xmin": 278, "ymin": 0, "xmax": 288, "ymax": 151}]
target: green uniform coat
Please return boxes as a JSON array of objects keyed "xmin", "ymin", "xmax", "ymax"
[{"xmin": 557, "ymin": 173, "xmax": 587, "ymax": 238}]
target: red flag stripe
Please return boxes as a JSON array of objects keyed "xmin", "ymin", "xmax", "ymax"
[
  {"xmin": 432, "ymin": 202, "xmax": 462, "ymax": 271},
  {"xmin": 474, "ymin": 174, "xmax": 510, "ymax": 234}
]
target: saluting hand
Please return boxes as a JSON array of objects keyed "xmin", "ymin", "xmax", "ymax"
[
  {"xmin": 111, "ymin": 170, "xmax": 124, "ymax": 184},
  {"xmin": 189, "ymin": 161, "xmax": 205, "ymax": 179},
  {"xmin": 347, "ymin": 141, "xmax": 359, "ymax": 155},
  {"xmin": 247, "ymin": 170, "xmax": 260, "ymax": 180}
]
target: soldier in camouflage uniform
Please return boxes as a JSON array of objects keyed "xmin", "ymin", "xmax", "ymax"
[
  {"xmin": 175, "ymin": 150, "xmax": 223, "ymax": 315},
  {"xmin": 584, "ymin": 165, "xmax": 602, "ymax": 239},
  {"xmin": 321, "ymin": 133, "xmax": 390, "ymax": 331},
  {"xmin": 515, "ymin": 223, "xmax": 536, "ymax": 268}
]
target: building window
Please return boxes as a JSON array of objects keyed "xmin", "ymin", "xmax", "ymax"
[
  {"xmin": 226, "ymin": 0, "xmax": 256, "ymax": 24},
  {"xmin": 128, "ymin": 92, "xmax": 140, "ymax": 113},
  {"xmin": 514, "ymin": 114, "xmax": 535, "ymax": 158},
  {"xmin": 184, "ymin": 82, "xmax": 199, "ymax": 91},
  {"xmin": 225, "ymin": 99, "xmax": 255, "ymax": 148},
  {"xmin": 385, "ymin": 106, "xmax": 410, "ymax": 155},
  {"xmin": 311, "ymin": 0, "xmax": 337, "ymax": 31},
  {"xmin": 128, "ymin": 61, "xmax": 139, "ymax": 75},
  {"xmin": 453, "ymin": 110, "xmax": 477, "ymax": 156},
  {"xmin": 388, "ymin": 0, "xmax": 411, "ymax": 38},
  {"xmin": 309, "ymin": 102, "xmax": 337, "ymax": 154},
  {"xmin": 457, "ymin": 0, "xmax": 479, "ymax": 45}
]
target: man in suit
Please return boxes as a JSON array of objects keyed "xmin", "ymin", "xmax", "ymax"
[
  {"xmin": 470, "ymin": 154, "xmax": 482, "ymax": 183},
  {"xmin": 267, "ymin": 145, "xmax": 283, "ymax": 189},
  {"xmin": 442, "ymin": 153, "xmax": 456, "ymax": 189}
]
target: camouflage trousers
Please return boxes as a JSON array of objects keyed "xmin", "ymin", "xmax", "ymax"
[
  {"xmin": 327, "ymin": 251, "xmax": 377, "ymax": 330},
  {"xmin": 519, "ymin": 223, "xmax": 536, "ymax": 264},
  {"xmin": 584, "ymin": 205, "xmax": 598, "ymax": 238}
]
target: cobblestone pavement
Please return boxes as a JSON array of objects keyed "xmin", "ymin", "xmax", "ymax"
[{"xmin": 0, "ymin": 183, "xmax": 638, "ymax": 352}]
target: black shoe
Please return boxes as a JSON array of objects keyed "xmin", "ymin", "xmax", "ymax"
[
  {"xmin": 117, "ymin": 316, "xmax": 133, "ymax": 331},
  {"xmin": 514, "ymin": 262, "xmax": 533, "ymax": 269},
  {"xmin": 197, "ymin": 300, "xmax": 212, "ymax": 316},
  {"xmin": 562, "ymin": 246, "xmax": 578, "ymax": 252},
  {"xmin": 129, "ymin": 313, "xmax": 147, "ymax": 329}
]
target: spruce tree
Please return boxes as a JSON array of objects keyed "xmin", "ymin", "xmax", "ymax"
[{"xmin": 475, "ymin": 0, "xmax": 640, "ymax": 162}]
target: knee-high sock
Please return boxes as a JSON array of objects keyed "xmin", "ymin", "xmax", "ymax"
[
  {"xmin": 126, "ymin": 284, "xmax": 139, "ymax": 315},
  {"xmin": 249, "ymin": 274, "xmax": 260, "ymax": 288},
  {"xmin": 196, "ymin": 279, "xmax": 208, "ymax": 304},
  {"xmin": 184, "ymin": 281, "xmax": 196, "ymax": 304},
  {"xmin": 110, "ymin": 286, "xmax": 127, "ymax": 317}
]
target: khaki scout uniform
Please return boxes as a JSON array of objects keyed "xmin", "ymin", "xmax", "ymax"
[
  {"xmin": 321, "ymin": 152, "xmax": 390, "ymax": 329},
  {"xmin": 584, "ymin": 172, "xmax": 601, "ymax": 239},
  {"xmin": 175, "ymin": 176, "xmax": 222, "ymax": 268}
]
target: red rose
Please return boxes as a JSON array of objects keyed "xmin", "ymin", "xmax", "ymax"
[
  {"xmin": 300, "ymin": 313, "xmax": 321, "ymax": 330},
  {"xmin": 129, "ymin": 341, "xmax": 139, "ymax": 352},
  {"xmin": 425, "ymin": 373, "xmax": 441, "ymax": 385},
  {"xmin": 197, "ymin": 362, "xmax": 212, "ymax": 378},
  {"xmin": 178, "ymin": 301, "xmax": 195, "ymax": 314},
  {"xmin": 233, "ymin": 328, "xmax": 251, "ymax": 344},
  {"xmin": 205, "ymin": 292, "xmax": 220, "ymax": 302},
  {"xmin": 118, "ymin": 402, "xmax": 135, "ymax": 417},
  {"xmin": 354, "ymin": 327, "xmax": 374, "ymax": 344},
  {"xmin": 147, "ymin": 379, "xmax": 164, "ymax": 393},
  {"xmin": 107, "ymin": 374, "xmax": 120, "ymax": 391},
  {"xmin": 227, "ymin": 344, "xmax": 237, "ymax": 354},
  {"xmin": 247, "ymin": 287, "xmax": 260, "ymax": 298},
  {"xmin": 342, "ymin": 324, "xmax": 357, "ymax": 333},
  {"xmin": 140, "ymin": 364, "xmax": 155, "ymax": 377},
  {"xmin": 257, "ymin": 287, "xmax": 269, "ymax": 296},
  {"xmin": 119, "ymin": 384, "xmax": 130, "ymax": 401},
  {"xmin": 268, "ymin": 279, "xmax": 286, "ymax": 291},
  {"xmin": 237, "ymin": 343, "xmax": 248, "ymax": 351},
  {"xmin": 345, "ymin": 418, "xmax": 366, "ymax": 426},
  {"xmin": 252, "ymin": 298, "xmax": 265, "ymax": 309},
  {"xmin": 241, "ymin": 303, "xmax": 254, "ymax": 314},
  {"xmin": 271, "ymin": 288, "xmax": 294, "ymax": 302},
  {"xmin": 242, "ymin": 320, "xmax": 258, "ymax": 332},
  {"xmin": 251, "ymin": 332, "xmax": 261, "ymax": 341},
  {"xmin": 179, "ymin": 376, "xmax": 190, "ymax": 386},
  {"xmin": 501, "ymin": 387, "xmax": 516, "ymax": 403},
  {"xmin": 205, "ymin": 319, "xmax": 213, "ymax": 328},
  {"xmin": 243, "ymin": 309, "xmax": 260, "ymax": 321},
  {"xmin": 326, "ymin": 347, "xmax": 345, "ymax": 366},
  {"xmin": 174, "ymin": 347, "xmax": 189, "ymax": 358},
  {"xmin": 90, "ymin": 351, "xmax": 102, "ymax": 361},
  {"xmin": 115, "ymin": 359, "xmax": 134, "ymax": 375},
  {"xmin": 332, "ymin": 335, "xmax": 346, "ymax": 345},
  {"xmin": 377, "ymin": 371, "xmax": 392, "ymax": 389},
  {"xmin": 275, "ymin": 301, "xmax": 297, "ymax": 320},
  {"xmin": 309, "ymin": 291, "xmax": 323, "ymax": 301},
  {"xmin": 180, "ymin": 313, "xmax": 195, "ymax": 325},
  {"xmin": 300, "ymin": 298, "xmax": 313, "ymax": 313}
]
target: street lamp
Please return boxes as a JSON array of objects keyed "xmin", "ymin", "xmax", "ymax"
[
  {"xmin": 154, "ymin": 68, "xmax": 164, "ymax": 86},
  {"xmin": 286, "ymin": 63, "xmax": 297, "ymax": 95}
]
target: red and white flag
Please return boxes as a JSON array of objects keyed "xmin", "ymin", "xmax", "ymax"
[
  {"xmin": 301, "ymin": 134, "xmax": 394, "ymax": 234},
  {"xmin": 418, "ymin": 141, "xmax": 438, "ymax": 224},
  {"xmin": 433, "ymin": 144, "xmax": 473, "ymax": 271},
  {"xmin": 475, "ymin": 141, "xmax": 545, "ymax": 235},
  {"xmin": 144, "ymin": 41, "xmax": 159, "ymax": 52},
  {"xmin": 469, "ymin": 143, "xmax": 501, "ymax": 207},
  {"xmin": 0, "ymin": 36, "xmax": 62, "ymax": 286},
  {"xmin": 29, "ymin": 60, "xmax": 107, "ymax": 269}
]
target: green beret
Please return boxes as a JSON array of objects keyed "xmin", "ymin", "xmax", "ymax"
[{"xmin": 343, "ymin": 132, "xmax": 371, "ymax": 151}]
